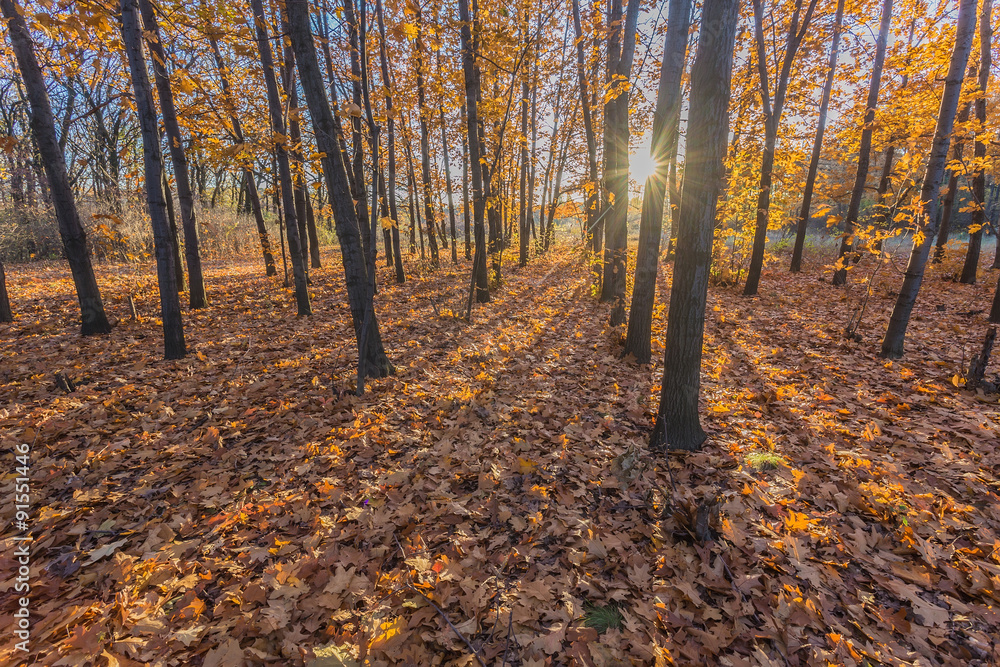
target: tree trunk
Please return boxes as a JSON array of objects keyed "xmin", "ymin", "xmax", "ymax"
[
  {"xmin": 935, "ymin": 99, "xmax": 973, "ymax": 263},
  {"xmin": 832, "ymin": 0, "xmax": 892, "ymax": 285},
  {"xmin": 461, "ymin": 102, "xmax": 472, "ymax": 259},
  {"xmin": 287, "ymin": 0, "xmax": 392, "ymax": 381},
  {"xmin": 623, "ymin": 0, "xmax": 693, "ymax": 363},
  {"xmin": 120, "ymin": 0, "xmax": 186, "ymax": 358},
  {"xmin": 306, "ymin": 193, "xmax": 321, "ymax": 268},
  {"xmin": 881, "ymin": 0, "xmax": 978, "ymax": 358},
  {"xmin": 572, "ymin": 0, "xmax": 601, "ymax": 270},
  {"xmin": 161, "ymin": 167, "xmax": 185, "ymax": 293},
  {"xmin": 250, "ymin": 0, "xmax": 311, "ymax": 316},
  {"xmin": 743, "ymin": 0, "xmax": 818, "ymax": 296},
  {"xmin": 961, "ymin": 0, "xmax": 992, "ymax": 284},
  {"xmin": 1, "ymin": 0, "xmax": 112, "ymax": 335},
  {"xmin": 440, "ymin": 106, "xmax": 459, "ymax": 264},
  {"xmin": 459, "ymin": 0, "xmax": 489, "ymax": 302},
  {"xmin": 651, "ymin": 0, "xmax": 738, "ymax": 451},
  {"xmin": 139, "ymin": 0, "xmax": 207, "ymax": 308},
  {"xmin": 413, "ymin": 8, "xmax": 439, "ymax": 267},
  {"xmin": 518, "ymin": 17, "xmax": 530, "ymax": 269},
  {"xmin": 0, "ymin": 257, "xmax": 12, "ymax": 323},
  {"xmin": 789, "ymin": 0, "xmax": 845, "ymax": 273},
  {"xmin": 207, "ymin": 35, "xmax": 277, "ymax": 276}
]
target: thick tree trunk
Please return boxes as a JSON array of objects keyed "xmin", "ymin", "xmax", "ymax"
[
  {"xmin": 120, "ymin": 0, "xmax": 186, "ymax": 358},
  {"xmin": 287, "ymin": 0, "xmax": 393, "ymax": 380},
  {"xmin": 250, "ymin": 0, "xmax": 311, "ymax": 315},
  {"xmin": 1, "ymin": 0, "xmax": 112, "ymax": 335},
  {"xmin": 207, "ymin": 36, "xmax": 277, "ymax": 276},
  {"xmin": 832, "ymin": 0, "xmax": 892, "ymax": 285},
  {"xmin": 960, "ymin": 0, "xmax": 992, "ymax": 284},
  {"xmin": 459, "ymin": 0, "xmax": 489, "ymax": 302},
  {"xmin": 139, "ymin": 0, "xmax": 207, "ymax": 308},
  {"xmin": 743, "ymin": 0, "xmax": 818, "ymax": 296},
  {"xmin": 651, "ymin": 0, "xmax": 738, "ymax": 452},
  {"xmin": 881, "ymin": 0, "xmax": 977, "ymax": 358},
  {"xmin": 790, "ymin": 0, "xmax": 845, "ymax": 273},
  {"xmin": 623, "ymin": 0, "xmax": 692, "ymax": 363}
]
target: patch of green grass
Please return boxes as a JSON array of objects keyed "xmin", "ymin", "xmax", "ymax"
[
  {"xmin": 745, "ymin": 451, "xmax": 783, "ymax": 472},
  {"xmin": 583, "ymin": 602, "xmax": 624, "ymax": 634}
]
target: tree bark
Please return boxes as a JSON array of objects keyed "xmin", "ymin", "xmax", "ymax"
[
  {"xmin": 375, "ymin": 0, "xmax": 405, "ymax": 283},
  {"xmin": 743, "ymin": 0, "xmax": 818, "ymax": 296},
  {"xmin": 935, "ymin": 99, "xmax": 973, "ymax": 263},
  {"xmin": 832, "ymin": 0, "xmax": 892, "ymax": 285},
  {"xmin": 1, "ymin": 0, "xmax": 112, "ymax": 335},
  {"xmin": 207, "ymin": 35, "xmax": 277, "ymax": 277},
  {"xmin": 287, "ymin": 0, "xmax": 393, "ymax": 380},
  {"xmin": 623, "ymin": 0, "xmax": 692, "ymax": 363},
  {"xmin": 250, "ymin": 0, "xmax": 311, "ymax": 315},
  {"xmin": 161, "ymin": 167, "xmax": 185, "ymax": 292},
  {"xmin": 651, "ymin": 0, "xmax": 738, "ymax": 451},
  {"xmin": 518, "ymin": 10, "xmax": 530, "ymax": 269},
  {"xmin": 461, "ymin": 102, "xmax": 472, "ymax": 259},
  {"xmin": 441, "ymin": 106, "xmax": 459, "ymax": 264},
  {"xmin": 414, "ymin": 7, "xmax": 439, "ymax": 266},
  {"xmin": 119, "ymin": 0, "xmax": 186, "ymax": 358},
  {"xmin": 572, "ymin": 0, "xmax": 602, "ymax": 271},
  {"xmin": 139, "ymin": 0, "xmax": 207, "ymax": 308},
  {"xmin": 881, "ymin": 0, "xmax": 978, "ymax": 358},
  {"xmin": 789, "ymin": 0, "xmax": 845, "ymax": 273},
  {"xmin": 459, "ymin": 0, "xmax": 489, "ymax": 302},
  {"xmin": 960, "ymin": 0, "xmax": 991, "ymax": 284},
  {"xmin": 0, "ymin": 257, "xmax": 12, "ymax": 323}
]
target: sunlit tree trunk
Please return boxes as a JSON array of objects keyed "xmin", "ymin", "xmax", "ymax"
[
  {"xmin": 120, "ymin": 0, "xmax": 186, "ymax": 358},
  {"xmin": 832, "ymin": 0, "xmax": 892, "ymax": 285},
  {"xmin": 161, "ymin": 167, "xmax": 185, "ymax": 292},
  {"xmin": 207, "ymin": 36, "xmax": 277, "ymax": 277},
  {"xmin": 459, "ymin": 0, "xmax": 489, "ymax": 302},
  {"xmin": 960, "ymin": 0, "xmax": 992, "ymax": 284},
  {"xmin": 881, "ymin": 0, "xmax": 978, "ymax": 358},
  {"xmin": 572, "ymin": 0, "xmax": 601, "ymax": 271},
  {"xmin": 1, "ymin": 0, "xmax": 112, "ymax": 335},
  {"xmin": 790, "ymin": 0, "xmax": 844, "ymax": 273},
  {"xmin": 623, "ymin": 0, "xmax": 692, "ymax": 363},
  {"xmin": 375, "ymin": 0, "xmax": 405, "ymax": 283},
  {"xmin": 287, "ymin": 0, "xmax": 393, "ymax": 381},
  {"xmin": 651, "ymin": 0, "xmax": 738, "ymax": 451},
  {"xmin": 743, "ymin": 0, "xmax": 818, "ymax": 296},
  {"xmin": 250, "ymin": 0, "xmax": 310, "ymax": 315},
  {"xmin": 139, "ymin": 0, "xmax": 207, "ymax": 308}
]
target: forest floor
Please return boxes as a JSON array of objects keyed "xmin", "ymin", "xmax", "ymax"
[{"xmin": 1, "ymin": 242, "xmax": 999, "ymax": 667}]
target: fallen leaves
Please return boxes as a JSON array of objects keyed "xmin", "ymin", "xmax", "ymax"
[{"xmin": 0, "ymin": 247, "xmax": 998, "ymax": 665}]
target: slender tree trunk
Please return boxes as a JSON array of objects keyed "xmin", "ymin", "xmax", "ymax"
[
  {"xmin": 139, "ymin": 0, "xmax": 207, "ymax": 308},
  {"xmin": 961, "ymin": 0, "xmax": 992, "ymax": 284},
  {"xmin": 440, "ymin": 106, "xmax": 459, "ymax": 264},
  {"xmin": 459, "ymin": 0, "xmax": 489, "ymax": 302},
  {"xmin": 623, "ymin": 0, "xmax": 692, "ymax": 363},
  {"xmin": 461, "ymin": 102, "xmax": 472, "ymax": 259},
  {"xmin": 414, "ymin": 8, "xmax": 439, "ymax": 266},
  {"xmin": 287, "ymin": 0, "xmax": 393, "ymax": 380},
  {"xmin": 518, "ymin": 7, "xmax": 530, "ymax": 268},
  {"xmin": 743, "ymin": 0, "xmax": 818, "ymax": 296},
  {"xmin": 374, "ymin": 0, "xmax": 404, "ymax": 283},
  {"xmin": 1, "ymin": 0, "xmax": 112, "ymax": 335},
  {"xmin": 881, "ymin": 0, "xmax": 978, "ymax": 358},
  {"xmin": 120, "ymin": 0, "xmax": 185, "ymax": 358},
  {"xmin": 207, "ymin": 35, "xmax": 277, "ymax": 276},
  {"xmin": 600, "ymin": 0, "xmax": 623, "ymax": 303},
  {"xmin": 934, "ymin": 99, "xmax": 972, "ymax": 263},
  {"xmin": 573, "ymin": 0, "xmax": 601, "ymax": 275},
  {"xmin": 0, "ymin": 257, "xmax": 12, "ymax": 323},
  {"xmin": 790, "ymin": 0, "xmax": 845, "ymax": 272},
  {"xmin": 651, "ymin": 0, "xmax": 738, "ymax": 451},
  {"xmin": 832, "ymin": 0, "xmax": 892, "ymax": 285},
  {"xmin": 162, "ymin": 167, "xmax": 185, "ymax": 292},
  {"xmin": 306, "ymin": 193, "xmax": 321, "ymax": 268},
  {"xmin": 250, "ymin": 0, "xmax": 311, "ymax": 315}
]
